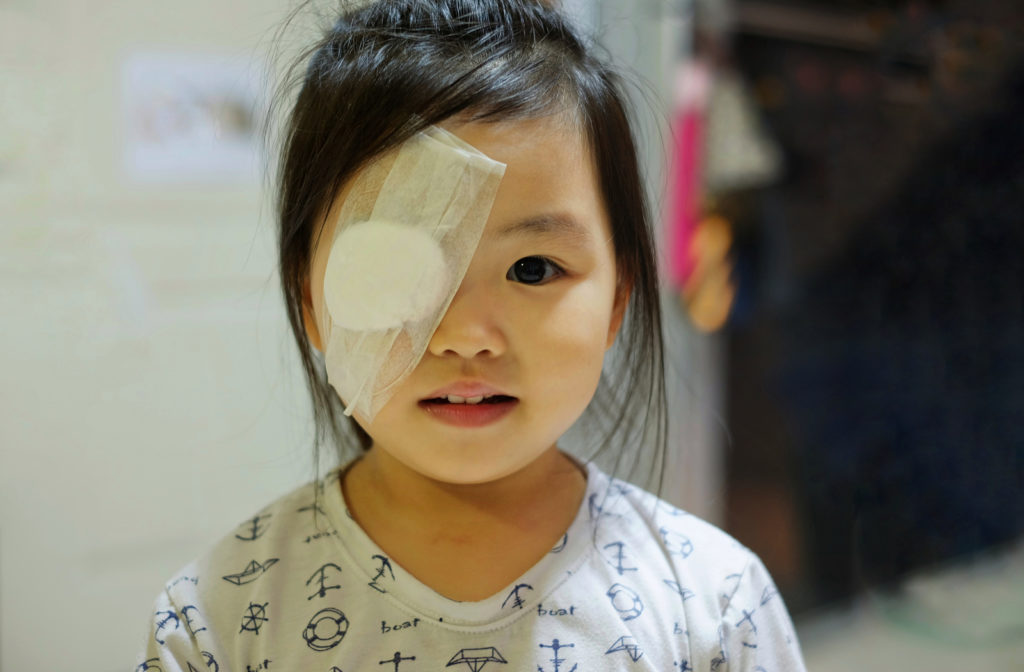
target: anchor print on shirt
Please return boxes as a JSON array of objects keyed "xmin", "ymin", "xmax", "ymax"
[
  {"xmin": 446, "ymin": 647, "xmax": 508, "ymax": 672},
  {"xmin": 153, "ymin": 608, "xmax": 180, "ymax": 645},
  {"xmin": 222, "ymin": 559, "xmax": 279, "ymax": 586},
  {"xmin": 297, "ymin": 501, "xmax": 327, "ymax": 517},
  {"xmin": 181, "ymin": 605, "xmax": 207, "ymax": 636},
  {"xmin": 379, "ymin": 651, "xmax": 415, "ymax": 672},
  {"xmin": 501, "ymin": 583, "xmax": 534, "ymax": 610},
  {"xmin": 200, "ymin": 651, "xmax": 219, "ymax": 672},
  {"xmin": 239, "ymin": 602, "xmax": 269, "ymax": 635},
  {"xmin": 538, "ymin": 639, "xmax": 577, "ymax": 672},
  {"xmin": 306, "ymin": 562, "xmax": 342, "ymax": 600},
  {"xmin": 606, "ymin": 583, "xmax": 644, "ymax": 621},
  {"xmin": 369, "ymin": 554, "xmax": 396, "ymax": 593},
  {"xmin": 235, "ymin": 514, "xmax": 272, "ymax": 542},
  {"xmin": 139, "ymin": 651, "xmax": 217, "ymax": 672},
  {"xmin": 601, "ymin": 541, "xmax": 638, "ymax": 576},
  {"xmin": 303, "ymin": 607, "xmax": 348, "ymax": 652},
  {"xmin": 605, "ymin": 635, "xmax": 643, "ymax": 662},
  {"xmin": 587, "ymin": 493, "xmax": 622, "ymax": 520}
]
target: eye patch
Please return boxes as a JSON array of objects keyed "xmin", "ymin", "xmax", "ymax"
[{"xmin": 320, "ymin": 126, "xmax": 506, "ymax": 421}]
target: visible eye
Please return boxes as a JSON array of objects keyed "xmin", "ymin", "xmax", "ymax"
[{"xmin": 506, "ymin": 256, "xmax": 564, "ymax": 285}]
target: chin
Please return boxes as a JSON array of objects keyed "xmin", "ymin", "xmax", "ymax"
[{"xmin": 417, "ymin": 448, "xmax": 543, "ymax": 486}]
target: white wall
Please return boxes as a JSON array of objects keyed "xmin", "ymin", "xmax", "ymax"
[
  {"xmin": 1, "ymin": 2, "xmax": 315, "ymax": 669},
  {"xmin": 0, "ymin": 1, "xmax": 720, "ymax": 669}
]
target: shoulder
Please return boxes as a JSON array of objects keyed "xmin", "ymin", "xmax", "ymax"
[
  {"xmin": 585, "ymin": 463, "xmax": 756, "ymax": 581},
  {"xmin": 157, "ymin": 471, "xmax": 338, "ymax": 622},
  {"xmin": 582, "ymin": 464, "xmax": 807, "ymax": 670},
  {"xmin": 582, "ymin": 464, "xmax": 777, "ymax": 626},
  {"xmin": 138, "ymin": 471, "xmax": 353, "ymax": 669}
]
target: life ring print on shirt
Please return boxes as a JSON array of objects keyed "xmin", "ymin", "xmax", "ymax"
[
  {"xmin": 303, "ymin": 607, "xmax": 349, "ymax": 652},
  {"xmin": 606, "ymin": 583, "xmax": 644, "ymax": 621}
]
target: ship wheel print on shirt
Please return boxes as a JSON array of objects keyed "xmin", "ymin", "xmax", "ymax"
[{"xmin": 239, "ymin": 602, "xmax": 269, "ymax": 635}]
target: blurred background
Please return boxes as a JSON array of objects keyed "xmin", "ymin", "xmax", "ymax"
[{"xmin": 1, "ymin": 0, "xmax": 1021, "ymax": 669}]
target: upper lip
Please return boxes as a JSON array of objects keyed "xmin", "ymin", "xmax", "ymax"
[{"xmin": 421, "ymin": 382, "xmax": 514, "ymax": 400}]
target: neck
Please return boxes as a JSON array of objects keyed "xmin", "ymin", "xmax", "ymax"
[
  {"xmin": 339, "ymin": 445, "xmax": 588, "ymax": 601},
  {"xmin": 342, "ymin": 445, "xmax": 586, "ymax": 533},
  {"xmin": 352, "ymin": 446, "xmax": 581, "ymax": 520}
]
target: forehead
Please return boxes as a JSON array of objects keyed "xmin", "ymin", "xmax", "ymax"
[
  {"xmin": 312, "ymin": 114, "xmax": 612, "ymax": 275},
  {"xmin": 442, "ymin": 115, "xmax": 610, "ymax": 245}
]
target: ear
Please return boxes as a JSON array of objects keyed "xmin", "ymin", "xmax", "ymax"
[
  {"xmin": 606, "ymin": 276, "xmax": 632, "ymax": 350},
  {"xmin": 301, "ymin": 279, "xmax": 323, "ymax": 353}
]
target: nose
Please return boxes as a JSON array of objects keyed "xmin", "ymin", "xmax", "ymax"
[{"xmin": 426, "ymin": 277, "xmax": 507, "ymax": 359}]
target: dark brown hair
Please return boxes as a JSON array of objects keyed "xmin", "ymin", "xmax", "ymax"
[{"xmin": 270, "ymin": 0, "xmax": 667, "ymax": 488}]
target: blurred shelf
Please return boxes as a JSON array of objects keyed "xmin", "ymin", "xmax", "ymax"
[{"xmin": 735, "ymin": 1, "xmax": 881, "ymax": 52}]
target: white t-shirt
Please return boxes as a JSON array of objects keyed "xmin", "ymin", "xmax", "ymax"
[{"xmin": 136, "ymin": 459, "xmax": 806, "ymax": 671}]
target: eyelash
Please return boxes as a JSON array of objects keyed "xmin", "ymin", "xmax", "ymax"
[{"xmin": 506, "ymin": 256, "xmax": 565, "ymax": 285}]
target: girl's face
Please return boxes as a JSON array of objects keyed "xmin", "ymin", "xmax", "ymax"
[{"xmin": 307, "ymin": 114, "xmax": 627, "ymax": 484}]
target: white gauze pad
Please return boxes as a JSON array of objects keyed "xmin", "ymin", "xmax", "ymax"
[{"xmin": 320, "ymin": 125, "xmax": 506, "ymax": 421}]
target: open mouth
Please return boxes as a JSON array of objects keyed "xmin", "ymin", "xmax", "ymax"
[
  {"xmin": 417, "ymin": 394, "xmax": 519, "ymax": 427},
  {"xmin": 420, "ymin": 394, "xmax": 518, "ymax": 406}
]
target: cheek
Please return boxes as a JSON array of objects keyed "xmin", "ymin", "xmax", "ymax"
[{"xmin": 527, "ymin": 283, "xmax": 615, "ymax": 384}]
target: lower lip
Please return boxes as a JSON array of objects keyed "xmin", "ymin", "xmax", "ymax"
[{"xmin": 418, "ymin": 399, "xmax": 519, "ymax": 427}]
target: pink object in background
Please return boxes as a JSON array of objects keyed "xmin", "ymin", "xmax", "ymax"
[{"xmin": 666, "ymin": 62, "xmax": 711, "ymax": 289}]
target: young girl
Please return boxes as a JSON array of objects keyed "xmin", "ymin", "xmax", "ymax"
[{"xmin": 137, "ymin": 1, "xmax": 807, "ymax": 670}]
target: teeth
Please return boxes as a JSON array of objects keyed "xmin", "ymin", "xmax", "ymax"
[{"xmin": 445, "ymin": 394, "xmax": 488, "ymax": 404}]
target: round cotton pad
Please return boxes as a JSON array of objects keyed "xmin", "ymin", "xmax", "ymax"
[{"xmin": 323, "ymin": 220, "xmax": 449, "ymax": 331}]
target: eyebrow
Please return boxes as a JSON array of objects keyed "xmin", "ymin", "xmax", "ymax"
[{"xmin": 490, "ymin": 212, "xmax": 594, "ymax": 245}]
